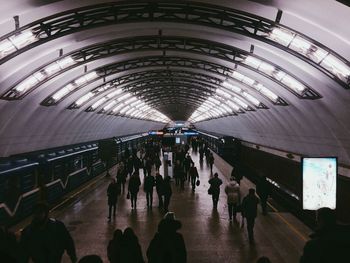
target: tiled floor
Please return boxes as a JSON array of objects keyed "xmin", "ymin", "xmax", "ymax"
[{"xmin": 54, "ymin": 149, "xmax": 309, "ymax": 262}]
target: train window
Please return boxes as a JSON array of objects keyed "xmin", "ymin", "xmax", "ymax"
[
  {"xmin": 20, "ymin": 171, "xmax": 36, "ymax": 193},
  {"xmin": 2, "ymin": 174, "xmax": 21, "ymax": 210}
]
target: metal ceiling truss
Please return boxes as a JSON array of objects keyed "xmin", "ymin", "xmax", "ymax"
[
  {"xmin": 1, "ymin": 1, "xmax": 348, "ymax": 88},
  {"xmin": 68, "ymin": 69, "xmax": 222, "ymax": 109},
  {"xmin": 3, "ymin": 35, "xmax": 318, "ymax": 100},
  {"xmin": 41, "ymin": 56, "xmax": 232, "ymax": 106}
]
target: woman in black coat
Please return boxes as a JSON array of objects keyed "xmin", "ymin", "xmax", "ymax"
[{"xmin": 128, "ymin": 173, "xmax": 141, "ymax": 209}]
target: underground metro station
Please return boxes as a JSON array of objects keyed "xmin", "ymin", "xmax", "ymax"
[{"xmin": 0, "ymin": 0, "xmax": 350, "ymax": 262}]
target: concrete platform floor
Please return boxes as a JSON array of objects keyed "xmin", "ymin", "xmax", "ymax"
[{"xmin": 52, "ymin": 149, "xmax": 310, "ymax": 263}]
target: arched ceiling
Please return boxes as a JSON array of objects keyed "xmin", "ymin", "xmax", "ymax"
[{"xmin": 0, "ymin": 0, "xmax": 350, "ymax": 164}]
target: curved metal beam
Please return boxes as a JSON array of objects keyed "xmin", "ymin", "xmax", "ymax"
[
  {"xmin": 68, "ymin": 69, "xmax": 221, "ymax": 109},
  {"xmin": 2, "ymin": 35, "xmax": 318, "ymax": 100},
  {"xmin": 41, "ymin": 56, "xmax": 232, "ymax": 106},
  {"xmin": 0, "ymin": 1, "xmax": 348, "ymax": 88}
]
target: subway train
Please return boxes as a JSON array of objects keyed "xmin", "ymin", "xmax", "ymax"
[
  {"xmin": 198, "ymin": 130, "xmax": 350, "ymax": 225},
  {"xmin": 0, "ymin": 133, "xmax": 148, "ymax": 226}
]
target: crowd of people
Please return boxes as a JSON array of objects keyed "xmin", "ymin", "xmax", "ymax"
[{"xmin": 1, "ymin": 138, "xmax": 349, "ymax": 263}]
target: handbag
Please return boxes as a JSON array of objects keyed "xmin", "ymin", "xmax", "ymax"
[
  {"xmin": 196, "ymin": 180, "xmax": 200, "ymax": 186},
  {"xmin": 208, "ymin": 186, "xmax": 213, "ymax": 195},
  {"xmin": 126, "ymin": 192, "xmax": 130, "ymax": 199}
]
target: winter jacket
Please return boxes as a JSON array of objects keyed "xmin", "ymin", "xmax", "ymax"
[{"xmin": 224, "ymin": 181, "xmax": 240, "ymax": 204}]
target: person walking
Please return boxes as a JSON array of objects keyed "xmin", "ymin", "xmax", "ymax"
[
  {"xmin": 20, "ymin": 202, "xmax": 77, "ymax": 263},
  {"xmin": 154, "ymin": 154, "xmax": 162, "ymax": 172},
  {"xmin": 188, "ymin": 163, "xmax": 199, "ymax": 192},
  {"xmin": 230, "ymin": 166, "xmax": 243, "ymax": 185},
  {"xmin": 107, "ymin": 229, "xmax": 123, "ymax": 263},
  {"xmin": 224, "ymin": 178, "xmax": 241, "ymax": 221},
  {"xmin": 208, "ymin": 152, "xmax": 215, "ymax": 174},
  {"xmin": 199, "ymin": 146, "xmax": 204, "ymax": 162},
  {"xmin": 107, "ymin": 178, "xmax": 120, "ymax": 221},
  {"xmin": 116, "ymin": 165, "xmax": 127, "ymax": 194},
  {"xmin": 162, "ymin": 176, "xmax": 172, "ymax": 212},
  {"xmin": 128, "ymin": 172, "xmax": 141, "ymax": 209},
  {"xmin": 208, "ymin": 172, "xmax": 223, "ymax": 209},
  {"xmin": 183, "ymin": 154, "xmax": 193, "ymax": 181},
  {"xmin": 144, "ymin": 174, "xmax": 155, "ymax": 208},
  {"xmin": 155, "ymin": 173, "xmax": 164, "ymax": 208},
  {"xmin": 126, "ymin": 156, "xmax": 134, "ymax": 177},
  {"xmin": 147, "ymin": 212, "xmax": 187, "ymax": 263},
  {"xmin": 242, "ymin": 188, "xmax": 260, "ymax": 244},
  {"xmin": 256, "ymin": 175, "xmax": 270, "ymax": 215}
]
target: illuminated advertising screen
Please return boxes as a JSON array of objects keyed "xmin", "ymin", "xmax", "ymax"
[
  {"xmin": 175, "ymin": 137, "xmax": 181, "ymax": 144},
  {"xmin": 302, "ymin": 157, "xmax": 337, "ymax": 210}
]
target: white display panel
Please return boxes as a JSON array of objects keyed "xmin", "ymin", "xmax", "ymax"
[
  {"xmin": 175, "ymin": 137, "xmax": 181, "ymax": 144},
  {"xmin": 302, "ymin": 157, "xmax": 337, "ymax": 210}
]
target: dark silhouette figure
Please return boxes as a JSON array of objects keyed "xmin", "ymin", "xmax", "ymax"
[
  {"xmin": 147, "ymin": 212, "xmax": 187, "ymax": 263},
  {"xmin": 173, "ymin": 160, "xmax": 182, "ymax": 186},
  {"xmin": 107, "ymin": 229, "xmax": 123, "ymax": 263},
  {"xmin": 199, "ymin": 147, "xmax": 204, "ymax": 162},
  {"xmin": 155, "ymin": 173, "xmax": 164, "ymax": 208},
  {"xmin": 117, "ymin": 165, "xmax": 127, "ymax": 194},
  {"xmin": 231, "ymin": 167, "xmax": 243, "ymax": 185},
  {"xmin": 154, "ymin": 155, "xmax": 162, "ymax": 172},
  {"xmin": 126, "ymin": 156, "xmax": 134, "ymax": 177},
  {"xmin": 0, "ymin": 225, "xmax": 19, "ymax": 262},
  {"xmin": 20, "ymin": 202, "xmax": 77, "ymax": 263},
  {"xmin": 128, "ymin": 173, "xmax": 141, "ymax": 209},
  {"xmin": 188, "ymin": 163, "xmax": 199, "ymax": 192},
  {"xmin": 144, "ymin": 174, "xmax": 155, "ymax": 208},
  {"xmin": 107, "ymin": 178, "xmax": 120, "ymax": 221},
  {"xmin": 208, "ymin": 153, "xmax": 215, "ymax": 174},
  {"xmin": 300, "ymin": 207, "xmax": 350, "ymax": 263},
  {"xmin": 256, "ymin": 175, "xmax": 270, "ymax": 215},
  {"xmin": 242, "ymin": 188, "xmax": 259, "ymax": 244},
  {"xmin": 120, "ymin": 228, "xmax": 144, "ymax": 263},
  {"xmin": 183, "ymin": 155, "xmax": 193, "ymax": 180},
  {"xmin": 208, "ymin": 173, "xmax": 223, "ymax": 209},
  {"xmin": 78, "ymin": 255, "xmax": 103, "ymax": 263},
  {"xmin": 162, "ymin": 176, "xmax": 172, "ymax": 212}
]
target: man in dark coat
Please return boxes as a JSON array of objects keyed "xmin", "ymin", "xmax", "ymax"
[
  {"xmin": 256, "ymin": 175, "xmax": 270, "ymax": 215},
  {"xmin": 147, "ymin": 212, "xmax": 187, "ymax": 263},
  {"xmin": 20, "ymin": 202, "xmax": 77, "ymax": 263},
  {"xmin": 155, "ymin": 173, "xmax": 164, "ymax": 208},
  {"xmin": 208, "ymin": 173, "xmax": 223, "ymax": 209},
  {"xmin": 128, "ymin": 173, "xmax": 141, "ymax": 209},
  {"xmin": 162, "ymin": 176, "xmax": 172, "ymax": 212},
  {"xmin": 107, "ymin": 178, "xmax": 120, "ymax": 221},
  {"xmin": 242, "ymin": 188, "xmax": 259, "ymax": 244},
  {"xmin": 300, "ymin": 207, "xmax": 350, "ymax": 263},
  {"xmin": 188, "ymin": 163, "xmax": 199, "ymax": 192},
  {"xmin": 144, "ymin": 174, "xmax": 155, "ymax": 208}
]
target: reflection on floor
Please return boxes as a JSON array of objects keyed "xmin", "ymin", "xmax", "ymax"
[{"xmin": 55, "ymin": 149, "xmax": 309, "ymax": 263}]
